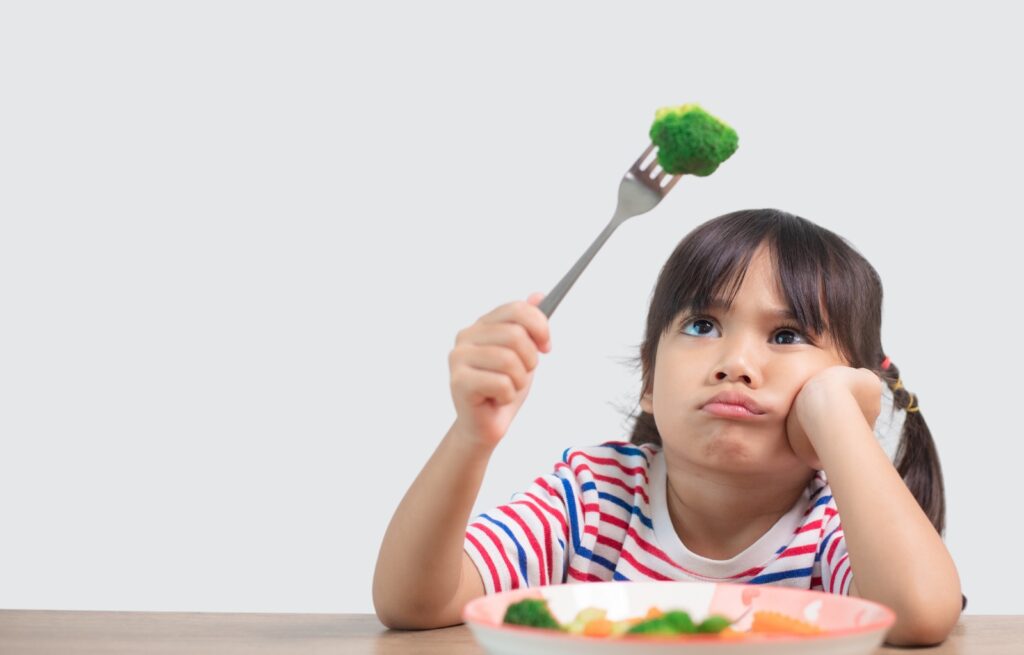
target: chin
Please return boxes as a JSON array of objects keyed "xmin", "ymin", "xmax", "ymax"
[{"xmin": 699, "ymin": 430, "xmax": 792, "ymax": 469}]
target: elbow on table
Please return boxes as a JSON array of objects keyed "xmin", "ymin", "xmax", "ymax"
[
  {"xmin": 885, "ymin": 592, "xmax": 963, "ymax": 646},
  {"xmin": 372, "ymin": 588, "xmax": 464, "ymax": 631}
]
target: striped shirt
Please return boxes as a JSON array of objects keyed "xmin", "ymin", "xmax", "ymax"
[{"xmin": 464, "ymin": 441, "xmax": 852, "ymax": 595}]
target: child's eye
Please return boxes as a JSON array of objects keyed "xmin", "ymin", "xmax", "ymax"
[
  {"xmin": 773, "ymin": 326, "xmax": 809, "ymax": 345},
  {"xmin": 681, "ymin": 317, "xmax": 719, "ymax": 337},
  {"xmin": 681, "ymin": 317, "xmax": 812, "ymax": 345}
]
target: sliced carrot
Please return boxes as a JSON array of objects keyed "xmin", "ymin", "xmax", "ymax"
[
  {"xmin": 750, "ymin": 610, "xmax": 822, "ymax": 635},
  {"xmin": 582, "ymin": 618, "xmax": 614, "ymax": 637},
  {"xmin": 644, "ymin": 606, "xmax": 664, "ymax": 619}
]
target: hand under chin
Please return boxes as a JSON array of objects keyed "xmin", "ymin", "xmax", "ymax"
[{"xmin": 786, "ymin": 409, "xmax": 822, "ymax": 470}]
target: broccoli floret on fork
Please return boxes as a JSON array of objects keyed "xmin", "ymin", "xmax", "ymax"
[{"xmin": 649, "ymin": 103, "xmax": 739, "ymax": 176}]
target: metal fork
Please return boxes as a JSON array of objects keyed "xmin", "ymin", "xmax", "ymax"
[{"xmin": 538, "ymin": 144, "xmax": 682, "ymax": 317}]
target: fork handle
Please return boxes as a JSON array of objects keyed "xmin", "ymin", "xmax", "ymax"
[{"xmin": 538, "ymin": 213, "xmax": 626, "ymax": 318}]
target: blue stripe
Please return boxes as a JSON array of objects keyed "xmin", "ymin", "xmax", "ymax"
[
  {"xmin": 561, "ymin": 447, "xmax": 572, "ymax": 463},
  {"xmin": 600, "ymin": 443, "xmax": 650, "ymax": 464},
  {"xmin": 775, "ymin": 544, "xmax": 787, "ymax": 555},
  {"xmin": 560, "ymin": 477, "xmax": 581, "ymax": 553},
  {"xmin": 581, "ymin": 481, "xmax": 597, "ymax": 493},
  {"xmin": 813, "ymin": 494, "xmax": 832, "ymax": 508},
  {"xmin": 613, "ymin": 570, "xmax": 631, "ymax": 581},
  {"xmin": 598, "ymin": 492, "xmax": 653, "ymax": 529},
  {"xmin": 557, "ymin": 537, "xmax": 567, "ymax": 582},
  {"xmin": 575, "ymin": 546, "xmax": 617, "ymax": 573},
  {"xmin": 817, "ymin": 526, "xmax": 841, "ymax": 562},
  {"xmin": 749, "ymin": 567, "xmax": 814, "ymax": 584},
  {"xmin": 482, "ymin": 513, "xmax": 529, "ymax": 585}
]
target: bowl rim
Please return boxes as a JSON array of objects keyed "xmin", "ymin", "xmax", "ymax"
[{"xmin": 462, "ymin": 580, "xmax": 897, "ymax": 645}]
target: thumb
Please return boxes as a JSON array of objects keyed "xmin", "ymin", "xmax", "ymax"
[{"xmin": 525, "ymin": 292, "xmax": 552, "ymax": 353}]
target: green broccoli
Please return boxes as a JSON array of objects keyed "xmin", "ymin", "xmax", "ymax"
[
  {"xmin": 648, "ymin": 104, "xmax": 739, "ymax": 176},
  {"xmin": 626, "ymin": 610, "xmax": 696, "ymax": 636},
  {"xmin": 502, "ymin": 598, "xmax": 563, "ymax": 630},
  {"xmin": 626, "ymin": 611, "xmax": 734, "ymax": 636},
  {"xmin": 697, "ymin": 615, "xmax": 733, "ymax": 633}
]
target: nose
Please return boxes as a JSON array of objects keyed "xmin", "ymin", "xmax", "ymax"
[{"xmin": 712, "ymin": 339, "xmax": 761, "ymax": 386}]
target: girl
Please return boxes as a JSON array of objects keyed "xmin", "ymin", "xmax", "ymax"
[{"xmin": 372, "ymin": 208, "xmax": 962, "ymax": 645}]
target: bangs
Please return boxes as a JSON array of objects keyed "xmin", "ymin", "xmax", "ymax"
[{"xmin": 649, "ymin": 209, "xmax": 870, "ymax": 365}]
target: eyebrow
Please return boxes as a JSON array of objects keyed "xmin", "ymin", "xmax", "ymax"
[{"xmin": 700, "ymin": 298, "xmax": 798, "ymax": 321}]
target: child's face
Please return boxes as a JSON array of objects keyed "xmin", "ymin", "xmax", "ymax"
[{"xmin": 640, "ymin": 244, "xmax": 848, "ymax": 475}]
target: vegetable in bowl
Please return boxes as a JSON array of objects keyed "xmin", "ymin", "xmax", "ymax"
[{"xmin": 501, "ymin": 598, "xmax": 821, "ymax": 639}]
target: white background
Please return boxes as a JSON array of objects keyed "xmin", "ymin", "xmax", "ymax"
[{"xmin": 1, "ymin": 1, "xmax": 1021, "ymax": 614}]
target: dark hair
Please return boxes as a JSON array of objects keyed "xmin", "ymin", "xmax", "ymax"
[{"xmin": 629, "ymin": 208, "xmax": 946, "ymax": 535}]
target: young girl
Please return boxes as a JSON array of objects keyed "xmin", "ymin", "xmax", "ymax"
[{"xmin": 372, "ymin": 208, "xmax": 962, "ymax": 645}]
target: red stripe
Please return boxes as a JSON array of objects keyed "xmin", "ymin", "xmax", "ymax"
[
  {"xmin": 567, "ymin": 451, "xmax": 649, "ymax": 483},
  {"xmin": 567, "ymin": 567, "xmax": 604, "ymax": 582},
  {"xmin": 626, "ymin": 526, "xmax": 729, "ymax": 578},
  {"xmin": 582, "ymin": 502, "xmax": 600, "ymax": 515},
  {"xmin": 778, "ymin": 544, "xmax": 817, "ymax": 558},
  {"xmin": 596, "ymin": 533, "xmax": 624, "ymax": 551},
  {"xmin": 512, "ymin": 500, "xmax": 553, "ymax": 586},
  {"xmin": 826, "ymin": 532, "xmax": 843, "ymax": 565},
  {"xmin": 474, "ymin": 521, "xmax": 520, "ymax": 590},
  {"xmin": 831, "ymin": 553, "xmax": 851, "ymax": 593},
  {"xmin": 523, "ymin": 491, "xmax": 568, "ymax": 538},
  {"xmin": 572, "ymin": 463, "xmax": 651, "ymax": 504},
  {"xmin": 465, "ymin": 531, "xmax": 501, "ymax": 593},
  {"xmin": 584, "ymin": 525, "xmax": 599, "ymax": 536},
  {"xmin": 625, "ymin": 526, "xmax": 678, "ymax": 567},
  {"xmin": 499, "ymin": 505, "xmax": 546, "ymax": 586},
  {"xmin": 811, "ymin": 575, "xmax": 823, "ymax": 589},
  {"xmin": 796, "ymin": 519, "xmax": 822, "ymax": 534},
  {"xmin": 619, "ymin": 548, "xmax": 672, "ymax": 580},
  {"xmin": 534, "ymin": 478, "xmax": 563, "ymax": 500},
  {"xmin": 824, "ymin": 507, "xmax": 838, "ymax": 519},
  {"xmin": 600, "ymin": 512, "xmax": 629, "ymax": 530},
  {"xmin": 838, "ymin": 559, "xmax": 853, "ymax": 595}
]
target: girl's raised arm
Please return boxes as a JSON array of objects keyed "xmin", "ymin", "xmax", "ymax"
[{"xmin": 372, "ymin": 294, "xmax": 551, "ymax": 629}]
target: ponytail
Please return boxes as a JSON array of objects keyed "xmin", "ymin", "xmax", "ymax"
[{"xmin": 878, "ymin": 360, "xmax": 947, "ymax": 536}]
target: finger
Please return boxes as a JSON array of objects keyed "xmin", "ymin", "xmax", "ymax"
[
  {"xmin": 482, "ymin": 297, "xmax": 551, "ymax": 354},
  {"xmin": 526, "ymin": 292, "xmax": 552, "ymax": 352},
  {"xmin": 454, "ymin": 323, "xmax": 539, "ymax": 372},
  {"xmin": 452, "ymin": 366, "xmax": 519, "ymax": 406},
  {"xmin": 454, "ymin": 343, "xmax": 531, "ymax": 391}
]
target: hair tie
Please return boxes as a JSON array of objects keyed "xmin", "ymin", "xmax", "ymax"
[{"xmin": 880, "ymin": 357, "xmax": 918, "ymax": 413}]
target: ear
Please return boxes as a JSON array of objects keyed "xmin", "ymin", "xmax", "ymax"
[{"xmin": 640, "ymin": 391, "xmax": 653, "ymax": 414}]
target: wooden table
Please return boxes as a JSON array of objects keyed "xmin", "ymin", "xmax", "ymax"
[{"xmin": 0, "ymin": 611, "xmax": 1019, "ymax": 654}]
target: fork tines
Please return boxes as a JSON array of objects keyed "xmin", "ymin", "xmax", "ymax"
[{"xmin": 631, "ymin": 143, "xmax": 681, "ymax": 194}]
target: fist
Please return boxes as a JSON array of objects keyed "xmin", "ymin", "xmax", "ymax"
[
  {"xmin": 448, "ymin": 293, "xmax": 552, "ymax": 448},
  {"xmin": 786, "ymin": 366, "xmax": 885, "ymax": 469}
]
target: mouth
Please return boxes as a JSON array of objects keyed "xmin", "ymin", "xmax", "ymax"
[
  {"xmin": 700, "ymin": 391, "xmax": 767, "ymax": 418},
  {"xmin": 702, "ymin": 402, "xmax": 765, "ymax": 419}
]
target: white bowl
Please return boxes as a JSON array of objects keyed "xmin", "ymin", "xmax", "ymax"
[{"xmin": 463, "ymin": 581, "xmax": 895, "ymax": 655}]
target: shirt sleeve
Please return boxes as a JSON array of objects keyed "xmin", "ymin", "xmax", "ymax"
[
  {"xmin": 819, "ymin": 503, "xmax": 854, "ymax": 595},
  {"xmin": 464, "ymin": 463, "xmax": 579, "ymax": 594}
]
